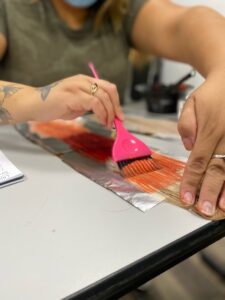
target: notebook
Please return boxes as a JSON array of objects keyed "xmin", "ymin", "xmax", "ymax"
[{"xmin": 0, "ymin": 151, "xmax": 24, "ymax": 188}]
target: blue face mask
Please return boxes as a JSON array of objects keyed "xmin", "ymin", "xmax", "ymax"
[{"xmin": 64, "ymin": 0, "xmax": 99, "ymax": 8}]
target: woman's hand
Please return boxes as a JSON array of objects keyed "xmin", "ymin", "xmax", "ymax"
[
  {"xmin": 16, "ymin": 75, "xmax": 124, "ymax": 128},
  {"xmin": 178, "ymin": 71, "xmax": 225, "ymax": 217}
]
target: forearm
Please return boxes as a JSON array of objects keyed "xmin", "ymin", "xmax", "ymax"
[
  {"xmin": 173, "ymin": 6, "xmax": 225, "ymax": 77},
  {"xmin": 0, "ymin": 75, "xmax": 124, "ymax": 128},
  {"xmin": 0, "ymin": 81, "xmax": 36, "ymax": 125}
]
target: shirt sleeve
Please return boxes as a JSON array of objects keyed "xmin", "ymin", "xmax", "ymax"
[
  {"xmin": 0, "ymin": 0, "xmax": 7, "ymax": 37},
  {"xmin": 124, "ymin": 0, "xmax": 147, "ymax": 47}
]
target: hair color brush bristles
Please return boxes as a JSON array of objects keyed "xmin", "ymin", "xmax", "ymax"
[
  {"xmin": 117, "ymin": 156, "xmax": 160, "ymax": 177},
  {"xmin": 112, "ymin": 118, "xmax": 160, "ymax": 177},
  {"xmin": 88, "ymin": 62, "xmax": 160, "ymax": 177}
]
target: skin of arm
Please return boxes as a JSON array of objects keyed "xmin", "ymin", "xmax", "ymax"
[
  {"xmin": 132, "ymin": 0, "xmax": 225, "ymax": 217},
  {"xmin": 0, "ymin": 77, "xmax": 124, "ymax": 128},
  {"xmin": 132, "ymin": 0, "xmax": 225, "ymax": 77},
  {"xmin": 0, "ymin": 81, "xmax": 50, "ymax": 125},
  {"xmin": 0, "ymin": 34, "xmax": 26, "ymax": 125},
  {"xmin": 0, "ymin": 29, "xmax": 123, "ymax": 127}
]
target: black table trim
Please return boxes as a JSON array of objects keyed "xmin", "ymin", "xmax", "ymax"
[{"xmin": 64, "ymin": 220, "xmax": 225, "ymax": 300}]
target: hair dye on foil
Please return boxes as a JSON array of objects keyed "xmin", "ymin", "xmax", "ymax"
[{"xmin": 16, "ymin": 119, "xmax": 225, "ymax": 220}]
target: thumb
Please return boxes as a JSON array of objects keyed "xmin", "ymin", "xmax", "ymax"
[{"xmin": 177, "ymin": 97, "xmax": 197, "ymax": 151}]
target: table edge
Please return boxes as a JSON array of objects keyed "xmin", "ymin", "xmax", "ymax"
[{"xmin": 64, "ymin": 220, "xmax": 225, "ymax": 300}]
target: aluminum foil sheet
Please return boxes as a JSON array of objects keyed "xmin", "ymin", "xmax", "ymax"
[
  {"xmin": 15, "ymin": 119, "xmax": 225, "ymax": 220},
  {"xmin": 16, "ymin": 120, "xmax": 185, "ymax": 212}
]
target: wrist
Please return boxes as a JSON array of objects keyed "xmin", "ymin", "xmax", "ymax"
[{"xmin": 8, "ymin": 87, "xmax": 39, "ymax": 123}]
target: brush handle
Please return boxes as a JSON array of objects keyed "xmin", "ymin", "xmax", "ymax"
[
  {"xmin": 114, "ymin": 117, "xmax": 126, "ymax": 132},
  {"xmin": 88, "ymin": 62, "xmax": 100, "ymax": 79}
]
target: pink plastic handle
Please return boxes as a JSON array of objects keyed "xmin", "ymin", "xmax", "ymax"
[
  {"xmin": 88, "ymin": 62, "xmax": 100, "ymax": 80},
  {"xmin": 114, "ymin": 117, "xmax": 126, "ymax": 132}
]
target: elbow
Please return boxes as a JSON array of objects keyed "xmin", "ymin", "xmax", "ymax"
[
  {"xmin": 175, "ymin": 5, "xmax": 223, "ymax": 41},
  {"xmin": 182, "ymin": 5, "xmax": 223, "ymax": 24}
]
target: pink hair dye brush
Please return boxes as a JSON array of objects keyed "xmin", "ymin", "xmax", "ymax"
[{"xmin": 88, "ymin": 63, "xmax": 159, "ymax": 177}]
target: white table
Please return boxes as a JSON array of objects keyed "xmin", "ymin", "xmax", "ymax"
[{"xmin": 0, "ymin": 125, "xmax": 224, "ymax": 300}]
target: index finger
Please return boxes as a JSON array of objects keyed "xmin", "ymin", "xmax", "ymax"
[
  {"xmin": 180, "ymin": 132, "xmax": 218, "ymax": 205},
  {"xmin": 97, "ymin": 79, "xmax": 124, "ymax": 121}
]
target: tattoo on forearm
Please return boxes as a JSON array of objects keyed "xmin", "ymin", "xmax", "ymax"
[
  {"xmin": 0, "ymin": 84, "xmax": 22, "ymax": 125},
  {"xmin": 37, "ymin": 81, "xmax": 62, "ymax": 101},
  {"xmin": 0, "ymin": 85, "xmax": 22, "ymax": 106},
  {"xmin": 0, "ymin": 107, "xmax": 13, "ymax": 125}
]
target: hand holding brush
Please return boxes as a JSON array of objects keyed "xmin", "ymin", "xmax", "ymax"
[{"xmin": 89, "ymin": 63, "xmax": 160, "ymax": 177}]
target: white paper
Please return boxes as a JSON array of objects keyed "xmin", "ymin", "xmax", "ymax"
[{"xmin": 0, "ymin": 151, "xmax": 24, "ymax": 187}]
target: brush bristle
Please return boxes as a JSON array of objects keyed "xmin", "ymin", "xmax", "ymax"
[{"xmin": 118, "ymin": 156, "xmax": 160, "ymax": 177}]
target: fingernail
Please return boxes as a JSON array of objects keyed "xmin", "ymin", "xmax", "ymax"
[
  {"xmin": 183, "ymin": 138, "xmax": 193, "ymax": 150},
  {"xmin": 219, "ymin": 197, "xmax": 225, "ymax": 211},
  {"xmin": 202, "ymin": 201, "xmax": 214, "ymax": 216},
  {"xmin": 183, "ymin": 192, "xmax": 194, "ymax": 205}
]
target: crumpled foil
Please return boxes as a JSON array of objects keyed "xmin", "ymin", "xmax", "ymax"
[
  {"xmin": 16, "ymin": 118, "xmax": 225, "ymax": 220},
  {"xmin": 16, "ymin": 120, "xmax": 185, "ymax": 212}
]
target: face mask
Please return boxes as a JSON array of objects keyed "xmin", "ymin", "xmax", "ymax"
[{"xmin": 64, "ymin": 0, "xmax": 99, "ymax": 8}]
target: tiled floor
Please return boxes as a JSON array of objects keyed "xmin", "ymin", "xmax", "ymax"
[{"xmin": 120, "ymin": 238, "xmax": 225, "ymax": 300}]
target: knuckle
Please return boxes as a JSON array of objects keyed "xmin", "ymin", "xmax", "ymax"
[
  {"xmin": 103, "ymin": 92, "xmax": 110, "ymax": 102},
  {"xmin": 109, "ymin": 83, "xmax": 117, "ymax": 92},
  {"xmin": 207, "ymin": 163, "xmax": 225, "ymax": 177},
  {"xmin": 207, "ymin": 184, "xmax": 220, "ymax": 196},
  {"xmin": 183, "ymin": 178, "xmax": 198, "ymax": 189},
  {"xmin": 71, "ymin": 83, "xmax": 80, "ymax": 93},
  {"xmin": 202, "ymin": 179, "xmax": 222, "ymax": 196},
  {"xmin": 62, "ymin": 84, "xmax": 73, "ymax": 94},
  {"xmin": 187, "ymin": 156, "xmax": 208, "ymax": 174},
  {"xmin": 76, "ymin": 74, "xmax": 83, "ymax": 79}
]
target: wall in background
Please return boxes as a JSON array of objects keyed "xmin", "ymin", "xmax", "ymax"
[{"xmin": 162, "ymin": 0, "xmax": 225, "ymax": 88}]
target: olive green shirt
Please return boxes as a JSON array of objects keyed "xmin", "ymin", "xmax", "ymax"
[{"xmin": 0, "ymin": 0, "xmax": 146, "ymax": 99}]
